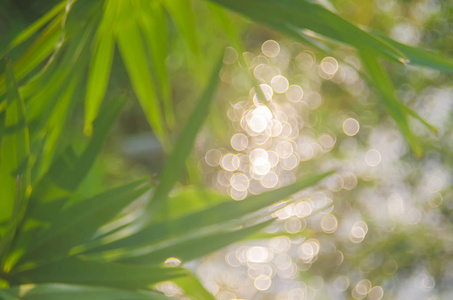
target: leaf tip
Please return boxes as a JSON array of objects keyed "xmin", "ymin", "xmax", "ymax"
[
  {"xmin": 399, "ymin": 57, "xmax": 410, "ymax": 65},
  {"xmin": 83, "ymin": 123, "xmax": 93, "ymax": 137}
]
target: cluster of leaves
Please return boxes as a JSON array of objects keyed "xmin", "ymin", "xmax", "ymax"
[{"xmin": 1, "ymin": 0, "xmax": 453, "ymax": 298}]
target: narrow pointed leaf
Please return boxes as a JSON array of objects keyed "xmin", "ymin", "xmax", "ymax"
[
  {"xmin": 0, "ymin": 284, "xmax": 171, "ymax": 300},
  {"xmin": 359, "ymin": 52, "xmax": 422, "ymax": 157},
  {"xmin": 173, "ymin": 274, "xmax": 216, "ymax": 300},
  {"xmin": 0, "ymin": 18, "xmax": 62, "ymax": 98},
  {"xmin": 138, "ymin": 1, "xmax": 175, "ymax": 129},
  {"xmin": 84, "ymin": 9, "xmax": 116, "ymax": 136},
  {"xmin": 115, "ymin": 11, "xmax": 167, "ymax": 145},
  {"xmin": 145, "ymin": 56, "xmax": 223, "ymax": 218},
  {"xmin": 209, "ymin": 0, "xmax": 406, "ymax": 63},
  {"xmin": 0, "ymin": 59, "xmax": 31, "ymax": 270},
  {"xmin": 10, "ymin": 257, "xmax": 187, "ymax": 289},
  {"xmin": 18, "ymin": 179, "xmax": 152, "ymax": 266},
  {"xmin": 0, "ymin": 58, "xmax": 30, "ymax": 224},
  {"xmin": 33, "ymin": 94, "xmax": 127, "ymax": 201},
  {"xmin": 85, "ymin": 171, "xmax": 333, "ymax": 253},
  {"xmin": 1, "ymin": 2, "xmax": 66, "ymax": 55},
  {"xmin": 162, "ymin": 0, "xmax": 201, "ymax": 60},
  {"xmin": 119, "ymin": 219, "xmax": 274, "ymax": 265},
  {"xmin": 379, "ymin": 35, "xmax": 453, "ymax": 73}
]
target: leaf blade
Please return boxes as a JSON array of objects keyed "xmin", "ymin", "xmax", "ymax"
[
  {"xmin": 145, "ymin": 56, "xmax": 223, "ymax": 219},
  {"xmin": 11, "ymin": 257, "xmax": 187, "ymax": 290},
  {"xmin": 359, "ymin": 51, "xmax": 422, "ymax": 157},
  {"xmin": 209, "ymin": 0, "xmax": 406, "ymax": 63}
]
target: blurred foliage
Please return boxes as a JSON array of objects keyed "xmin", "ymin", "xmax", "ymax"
[{"xmin": 1, "ymin": 0, "xmax": 453, "ymax": 299}]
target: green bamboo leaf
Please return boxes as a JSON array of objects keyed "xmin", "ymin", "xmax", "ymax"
[
  {"xmin": 209, "ymin": 0, "xmax": 406, "ymax": 63},
  {"xmin": 0, "ymin": 284, "xmax": 171, "ymax": 300},
  {"xmin": 83, "ymin": 5, "xmax": 116, "ymax": 136},
  {"xmin": 161, "ymin": 0, "xmax": 201, "ymax": 62},
  {"xmin": 0, "ymin": 1, "xmax": 66, "ymax": 56},
  {"xmin": 10, "ymin": 257, "xmax": 187, "ymax": 290},
  {"xmin": 26, "ymin": 19, "xmax": 98, "ymax": 142},
  {"xmin": 379, "ymin": 35, "xmax": 453, "ymax": 73},
  {"xmin": 145, "ymin": 56, "xmax": 223, "ymax": 219},
  {"xmin": 208, "ymin": 5, "xmax": 268, "ymax": 104},
  {"xmin": 166, "ymin": 186, "xmax": 226, "ymax": 219},
  {"xmin": 84, "ymin": 171, "xmax": 333, "ymax": 253},
  {"xmin": 118, "ymin": 219, "xmax": 274, "ymax": 265},
  {"xmin": 115, "ymin": 5, "xmax": 167, "ymax": 146},
  {"xmin": 137, "ymin": 1, "xmax": 175, "ymax": 129},
  {"xmin": 0, "ymin": 58, "xmax": 30, "ymax": 225},
  {"xmin": 173, "ymin": 274, "xmax": 216, "ymax": 300},
  {"xmin": 32, "ymin": 77, "xmax": 79, "ymax": 182},
  {"xmin": 359, "ymin": 51, "xmax": 423, "ymax": 157},
  {"xmin": 0, "ymin": 58, "xmax": 31, "ymax": 270},
  {"xmin": 0, "ymin": 18, "xmax": 62, "ymax": 99},
  {"xmin": 32, "ymin": 93, "xmax": 127, "ymax": 202},
  {"xmin": 17, "ymin": 179, "xmax": 152, "ymax": 266},
  {"xmin": 399, "ymin": 102, "xmax": 437, "ymax": 135}
]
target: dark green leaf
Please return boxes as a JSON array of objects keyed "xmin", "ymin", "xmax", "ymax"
[
  {"xmin": 0, "ymin": 58, "xmax": 30, "ymax": 235},
  {"xmin": 145, "ymin": 56, "xmax": 223, "ymax": 219},
  {"xmin": 359, "ymin": 52, "xmax": 422, "ymax": 157},
  {"xmin": 17, "ymin": 179, "xmax": 151, "ymax": 266},
  {"xmin": 379, "ymin": 35, "xmax": 453, "ymax": 73},
  {"xmin": 0, "ymin": 283, "xmax": 171, "ymax": 300},
  {"xmin": 10, "ymin": 257, "xmax": 187, "ymax": 290},
  {"xmin": 209, "ymin": 0, "xmax": 406, "ymax": 63},
  {"xmin": 115, "ymin": 3, "xmax": 167, "ymax": 146},
  {"xmin": 84, "ymin": 171, "xmax": 333, "ymax": 253},
  {"xmin": 118, "ymin": 219, "xmax": 274, "ymax": 265}
]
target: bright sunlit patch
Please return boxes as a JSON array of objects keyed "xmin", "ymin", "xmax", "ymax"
[
  {"xmin": 281, "ymin": 154, "xmax": 299, "ymax": 170},
  {"xmin": 205, "ymin": 149, "xmax": 222, "ymax": 166},
  {"xmin": 284, "ymin": 218, "xmax": 302, "ymax": 233},
  {"xmin": 343, "ymin": 118, "xmax": 360, "ymax": 136},
  {"xmin": 365, "ymin": 149, "xmax": 381, "ymax": 167},
  {"xmin": 295, "ymin": 201, "xmax": 312, "ymax": 218},
  {"xmin": 296, "ymin": 51, "xmax": 315, "ymax": 70},
  {"xmin": 319, "ymin": 134, "xmax": 335, "ymax": 149},
  {"xmin": 368, "ymin": 286, "xmax": 384, "ymax": 300},
  {"xmin": 248, "ymin": 106, "xmax": 272, "ymax": 133},
  {"xmin": 353, "ymin": 279, "xmax": 371, "ymax": 299},
  {"xmin": 267, "ymin": 150, "xmax": 280, "ymax": 167},
  {"xmin": 268, "ymin": 119, "xmax": 283, "ymax": 137},
  {"xmin": 350, "ymin": 221, "xmax": 368, "ymax": 243},
  {"xmin": 254, "ymin": 275, "xmax": 272, "ymax": 291},
  {"xmin": 261, "ymin": 40, "xmax": 280, "ymax": 57},
  {"xmin": 164, "ymin": 257, "xmax": 181, "ymax": 266},
  {"xmin": 286, "ymin": 85, "xmax": 304, "ymax": 102},
  {"xmin": 275, "ymin": 253, "xmax": 292, "ymax": 270},
  {"xmin": 259, "ymin": 84, "xmax": 273, "ymax": 101},
  {"xmin": 246, "ymin": 246, "xmax": 270, "ymax": 263},
  {"xmin": 252, "ymin": 158, "xmax": 271, "ymax": 176},
  {"xmin": 297, "ymin": 239, "xmax": 320, "ymax": 263},
  {"xmin": 271, "ymin": 75, "xmax": 289, "ymax": 93},
  {"xmin": 248, "ymin": 115, "xmax": 268, "ymax": 133},
  {"xmin": 221, "ymin": 154, "xmax": 240, "ymax": 171},
  {"xmin": 321, "ymin": 214, "xmax": 338, "ymax": 233},
  {"xmin": 276, "ymin": 141, "xmax": 293, "ymax": 158},
  {"xmin": 334, "ymin": 276, "xmax": 350, "ymax": 292},
  {"xmin": 230, "ymin": 173, "xmax": 250, "ymax": 191},
  {"xmin": 260, "ymin": 171, "xmax": 278, "ymax": 188},
  {"xmin": 230, "ymin": 187, "xmax": 247, "ymax": 201},
  {"xmin": 319, "ymin": 56, "xmax": 339, "ymax": 79},
  {"xmin": 231, "ymin": 133, "xmax": 248, "ymax": 151},
  {"xmin": 249, "ymin": 148, "xmax": 268, "ymax": 164},
  {"xmin": 223, "ymin": 46, "xmax": 238, "ymax": 64}
]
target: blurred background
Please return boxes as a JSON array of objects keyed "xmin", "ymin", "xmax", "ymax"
[{"xmin": 2, "ymin": 0, "xmax": 453, "ymax": 299}]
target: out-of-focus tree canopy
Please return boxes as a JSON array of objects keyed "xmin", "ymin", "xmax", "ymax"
[{"xmin": 0, "ymin": 0, "xmax": 452, "ymax": 299}]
